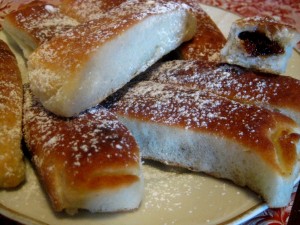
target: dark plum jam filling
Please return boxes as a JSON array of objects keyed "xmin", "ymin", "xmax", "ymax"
[{"xmin": 238, "ymin": 31, "xmax": 284, "ymax": 57}]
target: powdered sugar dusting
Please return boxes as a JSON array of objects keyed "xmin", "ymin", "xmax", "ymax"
[
  {"xmin": 143, "ymin": 166, "xmax": 197, "ymax": 212},
  {"xmin": 134, "ymin": 162, "xmax": 254, "ymax": 224},
  {"xmin": 147, "ymin": 60, "xmax": 300, "ymax": 116},
  {"xmin": 237, "ymin": 15, "xmax": 295, "ymax": 32},
  {"xmin": 28, "ymin": 0, "xmax": 191, "ymax": 109},
  {"xmin": 0, "ymin": 40, "xmax": 24, "ymax": 187},
  {"xmin": 175, "ymin": 0, "xmax": 226, "ymax": 61},
  {"xmin": 13, "ymin": 2, "xmax": 79, "ymax": 45},
  {"xmin": 44, "ymin": 4, "xmax": 57, "ymax": 14},
  {"xmin": 110, "ymin": 81, "xmax": 285, "ymax": 153},
  {"xmin": 23, "ymin": 85, "xmax": 139, "ymax": 178},
  {"xmin": 60, "ymin": 0, "xmax": 127, "ymax": 22}
]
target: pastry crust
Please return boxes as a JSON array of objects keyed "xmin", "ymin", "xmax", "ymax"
[
  {"xmin": 108, "ymin": 81, "xmax": 300, "ymax": 207},
  {"xmin": 174, "ymin": 0, "xmax": 226, "ymax": 61},
  {"xmin": 60, "ymin": 0, "xmax": 127, "ymax": 22},
  {"xmin": 0, "ymin": 39, "xmax": 25, "ymax": 188},
  {"xmin": 23, "ymin": 85, "xmax": 143, "ymax": 213},
  {"xmin": 146, "ymin": 60, "xmax": 300, "ymax": 125}
]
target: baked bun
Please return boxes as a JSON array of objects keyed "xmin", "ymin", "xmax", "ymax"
[
  {"xmin": 107, "ymin": 81, "xmax": 300, "ymax": 208},
  {"xmin": 146, "ymin": 60, "xmax": 300, "ymax": 124},
  {"xmin": 1, "ymin": 1, "xmax": 79, "ymax": 58},
  {"xmin": 175, "ymin": 0, "xmax": 226, "ymax": 61},
  {"xmin": 0, "ymin": 39, "xmax": 25, "ymax": 188},
  {"xmin": 221, "ymin": 16, "xmax": 300, "ymax": 74},
  {"xmin": 28, "ymin": 0, "xmax": 197, "ymax": 117},
  {"xmin": 23, "ymin": 85, "xmax": 143, "ymax": 214}
]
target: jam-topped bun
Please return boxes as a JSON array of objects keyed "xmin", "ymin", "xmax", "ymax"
[
  {"xmin": 146, "ymin": 60, "xmax": 300, "ymax": 124},
  {"xmin": 1, "ymin": 1, "xmax": 79, "ymax": 58},
  {"xmin": 107, "ymin": 81, "xmax": 300, "ymax": 208},
  {"xmin": 221, "ymin": 16, "xmax": 300, "ymax": 74},
  {"xmin": 28, "ymin": 0, "xmax": 196, "ymax": 117},
  {"xmin": 0, "ymin": 40, "xmax": 25, "ymax": 188},
  {"xmin": 23, "ymin": 85, "xmax": 143, "ymax": 214}
]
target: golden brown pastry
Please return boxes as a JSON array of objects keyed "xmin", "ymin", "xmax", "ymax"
[
  {"xmin": 221, "ymin": 16, "xmax": 300, "ymax": 74},
  {"xmin": 174, "ymin": 0, "xmax": 226, "ymax": 61},
  {"xmin": 28, "ymin": 0, "xmax": 196, "ymax": 117},
  {"xmin": 146, "ymin": 60, "xmax": 300, "ymax": 125},
  {"xmin": 0, "ymin": 39, "xmax": 25, "ymax": 188},
  {"xmin": 23, "ymin": 85, "xmax": 143, "ymax": 214},
  {"xmin": 107, "ymin": 80, "xmax": 300, "ymax": 208},
  {"xmin": 1, "ymin": 1, "xmax": 79, "ymax": 58}
]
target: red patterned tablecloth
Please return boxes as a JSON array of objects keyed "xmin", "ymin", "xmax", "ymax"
[
  {"xmin": 199, "ymin": 0, "xmax": 300, "ymax": 52},
  {"xmin": 0, "ymin": 0, "xmax": 299, "ymax": 225},
  {"xmin": 201, "ymin": 0, "xmax": 300, "ymax": 29}
]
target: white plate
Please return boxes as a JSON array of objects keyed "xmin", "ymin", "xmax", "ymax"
[
  {"xmin": 0, "ymin": 4, "xmax": 299, "ymax": 225},
  {"xmin": 0, "ymin": 159, "xmax": 267, "ymax": 225}
]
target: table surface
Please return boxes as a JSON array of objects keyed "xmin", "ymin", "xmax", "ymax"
[{"xmin": 0, "ymin": 0, "xmax": 299, "ymax": 225}]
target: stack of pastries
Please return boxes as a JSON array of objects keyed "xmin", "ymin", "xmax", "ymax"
[
  {"xmin": 1, "ymin": 0, "xmax": 197, "ymax": 213},
  {"xmin": 1, "ymin": 0, "xmax": 300, "ymax": 216}
]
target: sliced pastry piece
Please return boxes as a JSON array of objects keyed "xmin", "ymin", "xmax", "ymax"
[
  {"xmin": 146, "ymin": 60, "xmax": 300, "ymax": 125},
  {"xmin": 107, "ymin": 81, "xmax": 300, "ymax": 208},
  {"xmin": 28, "ymin": 0, "xmax": 196, "ymax": 117},
  {"xmin": 221, "ymin": 16, "xmax": 300, "ymax": 74},
  {"xmin": 1, "ymin": 1, "xmax": 79, "ymax": 58},
  {"xmin": 23, "ymin": 85, "xmax": 143, "ymax": 214},
  {"xmin": 174, "ymin": 0, "xmax": 226, "ymax": 61},
  {"xmin": 60, "ymin": 0, "xmax": 127, "ymax": 22},
  {"xmin": 0, "ymin": 39, "xmax": 25, "ymax": 188},
  {"xmin": 59, "ymin": 0, "xmax": 222, "ymax": 59}
]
